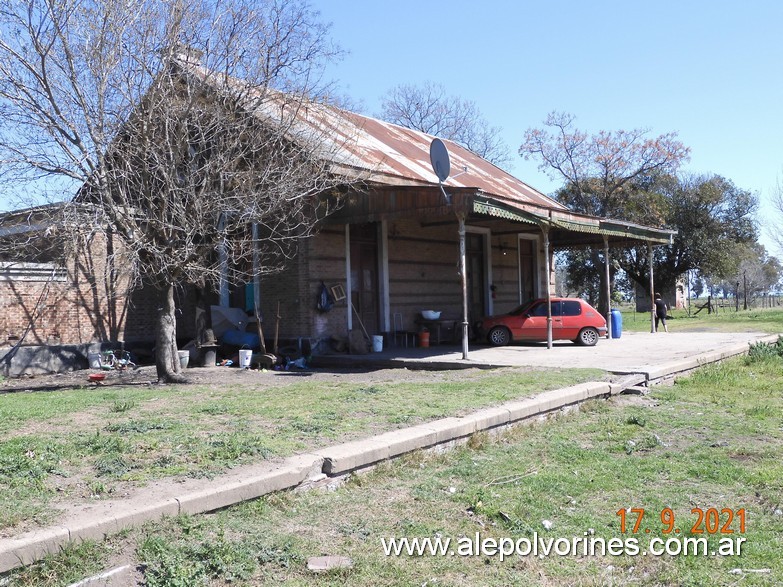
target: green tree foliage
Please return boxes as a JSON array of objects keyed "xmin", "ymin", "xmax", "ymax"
[
  {"xmin": 689, "ymin": 274, "xmax": 704, "ymax": 298},
  {"xmin": 621, "ymin": 174, "xmax": 758, "ymax": 297}
]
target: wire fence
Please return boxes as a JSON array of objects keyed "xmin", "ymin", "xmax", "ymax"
[{"xmin": 689, "ymin": 294, "xmax": 782, "ymax": 314}]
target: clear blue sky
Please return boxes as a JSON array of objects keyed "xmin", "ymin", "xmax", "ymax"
[{"xmin": 311, "ymin": 0, "xmax": 783, "ymax": 252}]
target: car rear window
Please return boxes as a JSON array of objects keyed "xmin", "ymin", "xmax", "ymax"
[{"xmin": 562, "ymin": 301, "xmax": 582, "ymax": 316}]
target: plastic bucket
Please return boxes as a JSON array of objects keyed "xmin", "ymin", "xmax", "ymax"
[
  {"xmin": 238, "ymin": 349, "xmax": 253, "ymax": 368},
  {"xmin": 87, "ymin": 352, "xmax": 102, "ymax": 369},
  {"xmin": 177, "ymin": 350, "xmax": 190, "ymax": 369},
  {"xmin": 372, "ymin": 335, "xmax": 383, "ymax": 352}
]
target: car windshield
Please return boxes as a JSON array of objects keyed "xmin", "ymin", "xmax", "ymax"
[{"xmin": 508, "ymin": 299, "xmax": 536, "ymax": 316}]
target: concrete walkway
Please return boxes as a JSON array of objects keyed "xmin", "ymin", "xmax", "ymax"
[
  {"xmin": 315, "ymin": 330, "xmax": 772, "ymax": 381},
  {"xmin": 0, "ymin": 330, "xmax": 777, "ymax": 577}
]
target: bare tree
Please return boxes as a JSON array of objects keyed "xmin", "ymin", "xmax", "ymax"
[
  {"xmin": 520, "ymin": 112, "xmax": 691, "ymax": 218},
  {"xmin": 379, "ymin": 81, "xmax": 512, "ymax": 168},
  {"xmin": 519, "ymin": 111, "xmax": 691, "ymax": 314},
  {"xmin": 772, "ymin": 172, "xmax": 783, "ymax": 255},
  {"xmin": 0, "ymin": 0, "xmax": 348, "ymax": 382},
  {"xmin": 735, "ymin": 244, "xmax": 782, "ymax": 308}
]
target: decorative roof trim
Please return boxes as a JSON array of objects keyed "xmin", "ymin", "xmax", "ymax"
[{"xmin": 472, "ymin": 197, "xmax": 675, "ymax": 245}]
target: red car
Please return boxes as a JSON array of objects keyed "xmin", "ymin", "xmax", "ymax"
[{"xmin": 478, "ymin": 297, "xmax": 607, "ymax": 347}]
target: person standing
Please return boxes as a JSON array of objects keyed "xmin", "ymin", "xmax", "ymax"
[{"xmin": 654, "ymin": 292, "xmax": 669, "ymax": 333}]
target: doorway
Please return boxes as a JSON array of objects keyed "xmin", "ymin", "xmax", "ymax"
[
  {"xmin": 350, "ymin": 223, "xmax": 380, "ymax": 334},
  {"xmin": 518, "ymin": 237, "xmax": 537, "ymax": 303},
  {"xmin": 466, "ymin": 232, "xmax": 487, "ymax": 325}
]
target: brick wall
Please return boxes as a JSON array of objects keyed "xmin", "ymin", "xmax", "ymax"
[
  {"xmin": 0, "ymin": 276, "xmax": 70, "ymax": 345},
  {"xmin": 0, "ymin": 231, "xmax": 135, "ymax": 347},
  {"xmin": 257, "ymin": 227, "xmax": 349, "ymax": 344},
  {"xmin": 27, "ymin": 219, "xmax": 556, "ymax": 351},
  {"xmin": 0, "ymin": 217, "xmax": 557, "ymax": 351},
  {"xmin": 387, "ymin": 221, "xmax": 553, "ymax": 329},
  {"xmin": 121, "ymin": 282, "xmax": 199, "ymax": 345},
  {"xmin": 304, "ymin": 228, "xmax": 350, "ymax": 339},
  {"xmin": 0, "ymin": 229, "xmax": 206, "ymax": 349}
]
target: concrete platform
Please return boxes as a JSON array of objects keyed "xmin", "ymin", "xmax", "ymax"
[{"xmin": 313, "ymin": 330, "xmax": 775, "ymax": 380}]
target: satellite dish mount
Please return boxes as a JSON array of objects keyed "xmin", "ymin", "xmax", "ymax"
[{"xmin": 429, "ymin": 138, "xmax": 451, "ymax": 204}]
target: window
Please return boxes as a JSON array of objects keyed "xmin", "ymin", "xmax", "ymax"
[
  {"xmin": 561, "ymin": 300, "xmax": 582, "ymax": 316},
  {"xmin": 530, "ymin": 301, "xmax": 561, "ymax": 317}
]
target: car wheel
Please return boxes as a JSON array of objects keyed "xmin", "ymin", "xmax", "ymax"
[
  {"xmin": 488, "ymin": 326, "xmax": 511, "ymax": 346},
  {"xmin": 576, "ymin": 327, "xmax": 599, "ymax": 346}
]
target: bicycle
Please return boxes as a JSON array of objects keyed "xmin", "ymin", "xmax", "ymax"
[{"xmin": 101, "ymin": 349, "xmax": 137, "ymax": 371}]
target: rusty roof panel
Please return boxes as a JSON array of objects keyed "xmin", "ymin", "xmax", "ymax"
[
  {"xmin": 181, "ymin": 60, "xmax": 564, "ymax": 210},
  {"xmin": 331, "ymin": 110, "xmax": 566, "ymax": 209}
]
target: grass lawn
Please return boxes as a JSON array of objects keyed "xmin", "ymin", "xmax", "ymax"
[
  {"xmin": 0, "ymin": 366, "xmax": 602, "ymax": 533},
  {"xmin": 620, "ymin": 306, "xmax": 783, "ymax": 334},
  {"xmin": 7, "ymin": 350, "xmax": 783, "ymax": 586}
]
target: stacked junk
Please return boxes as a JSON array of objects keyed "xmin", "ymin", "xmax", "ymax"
[{"xmin": 183, "ymin": 303, "xmax": 310, "ymax": 371}]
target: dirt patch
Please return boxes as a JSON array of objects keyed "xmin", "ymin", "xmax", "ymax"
[
  {"xmin": 6, "ymin": 407, "xmax": 109, "ymax": 440},
  {"xmin": 610, "ymin": 393, "xmax": 659, "ymax": 408},
  {"xmin": 1, "ymin": 365, "xmax": 158, "ymax": 393},
  {"xmin": 0, "ymin": 363, "xmax": 515, "ymax": 395}
]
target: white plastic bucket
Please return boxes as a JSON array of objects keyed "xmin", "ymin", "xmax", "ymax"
[
  {"xmin": 87, "ymin": 352, "xmax": 102, "ymax": 369},
  {"xmin": 372, "ymin": 335, "xmax": 383, "ymax": 353},
  {"xmin": 238, "ymin": 349, "xmax": 253, "ymax": 368},
  {"xmin": 177, "ymin": 350, "xmax": 189, "ymax": 369}
]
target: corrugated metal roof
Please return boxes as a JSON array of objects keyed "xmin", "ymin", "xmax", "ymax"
[
  {"xmin": 314, "ymin": 107, "xmax": 566, "ymax": 210},
  {"xmin": 179, "ymin": 60, "xmax": 565, "ymax": 211}
]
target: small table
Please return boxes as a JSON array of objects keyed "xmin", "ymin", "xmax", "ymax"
[{"xmin": 415, "ymin": 319, "xmax": 456, "ymax": 345}]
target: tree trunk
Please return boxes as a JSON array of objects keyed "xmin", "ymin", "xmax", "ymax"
[
  {"xmin": 594, "ymin": 250, "xmax": 611, "ymax": 318},
  {"xmin": 155, "ymin": 282, "xmax": 186, "ymax": 384}
]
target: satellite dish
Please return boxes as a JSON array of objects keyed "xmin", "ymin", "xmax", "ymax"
[{"xmin": 430, "ymin": 138, "xmax": 451, "ymax": 182}]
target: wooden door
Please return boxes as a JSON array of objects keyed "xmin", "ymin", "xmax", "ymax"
[
  {"xmin": 466, "ymin": 233, "xmax": 486, "ymax": 324},
  {"xmin": 519, "ymin": 238, "xmax": 536, "ymax": 303},
  {"xmin": 350, "ymin": 223, "xmax": 379, "ymax": 334}
]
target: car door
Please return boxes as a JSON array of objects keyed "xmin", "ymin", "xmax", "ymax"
[
  {"xmin": 559, "ymin": 300, "xmax": 583, "ymax": 340},
  {"xmin": 518, "ymin": 300, "xmax": 560, "ymax": 341},
  {"xmin": 502, "ymin": 301, "xmax": 533, "ymax": 340}
]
